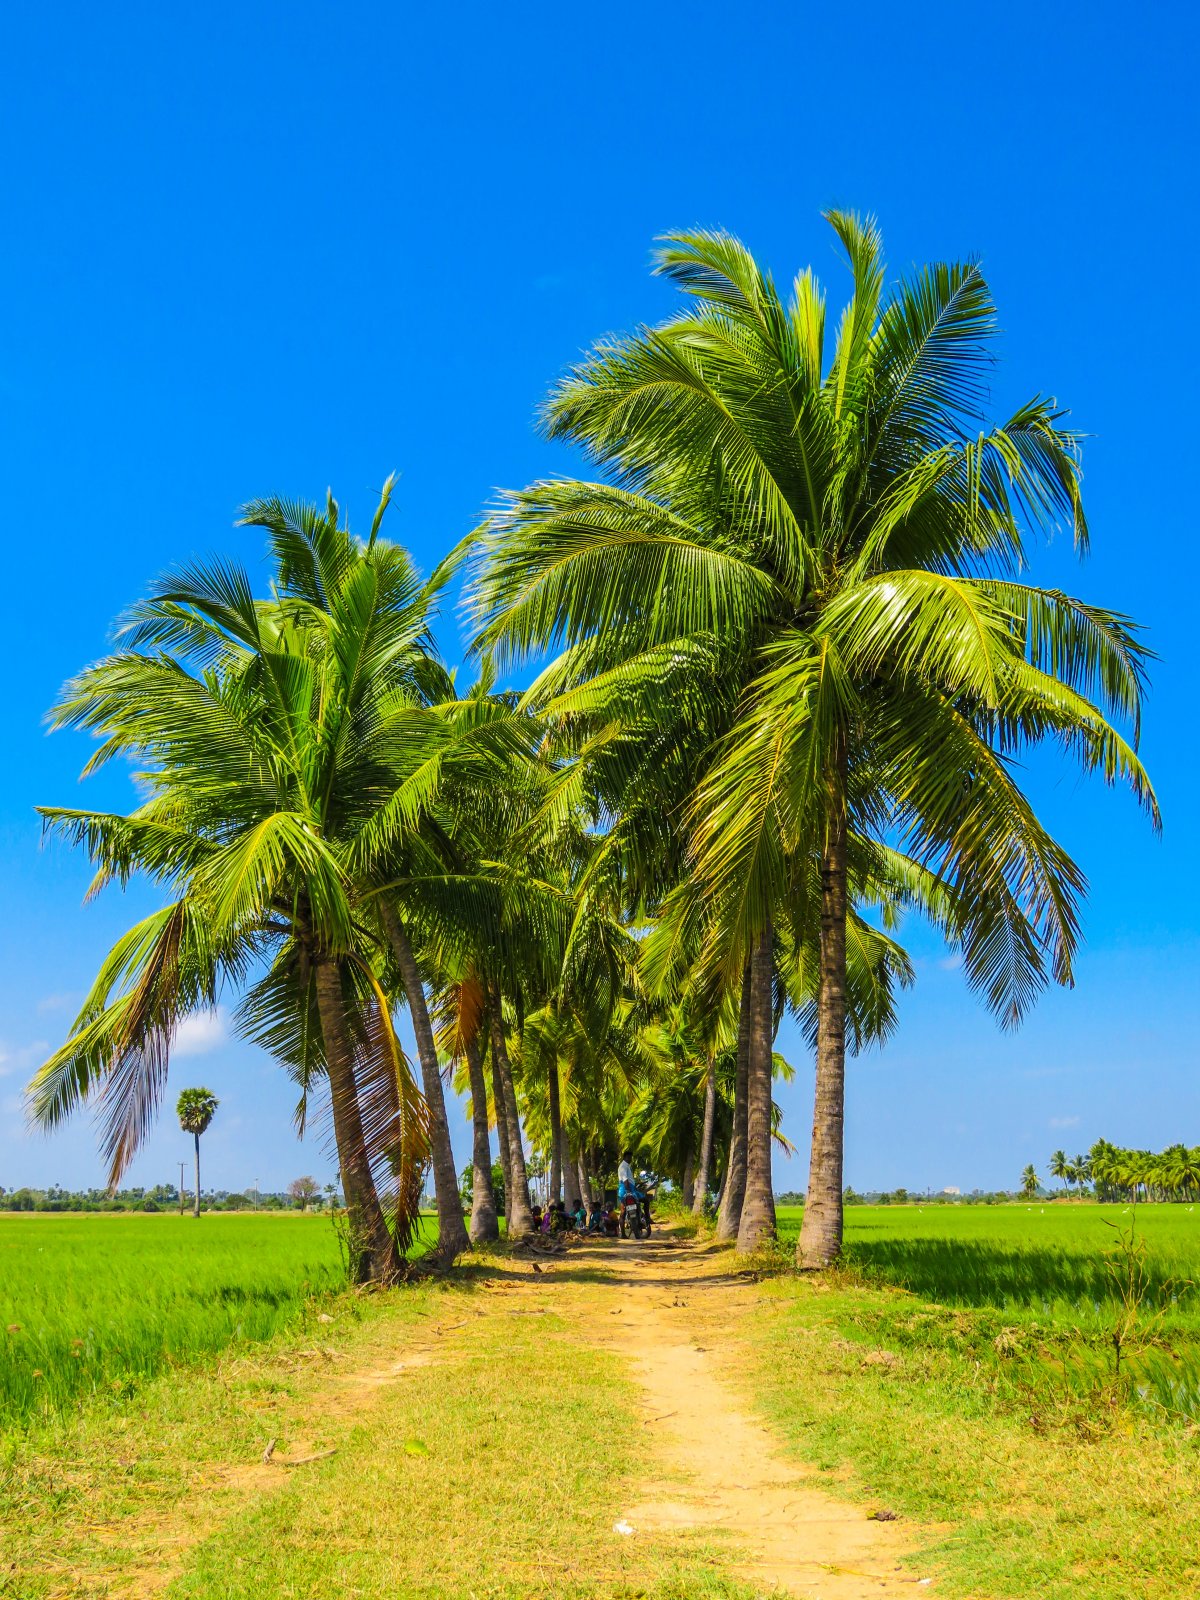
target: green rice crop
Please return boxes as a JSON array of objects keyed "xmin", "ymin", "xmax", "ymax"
[
  {"xmin": 777, "ymin": 1202, "xmax": 1200, "ymax": 1332},
  {"xmin": 0, "ymin": 1214, "xmax": 372, "ymax": 1431},
  {"xmin": 777, "ymin": 1202, "xmax": 1200, "ymax": 1422}
]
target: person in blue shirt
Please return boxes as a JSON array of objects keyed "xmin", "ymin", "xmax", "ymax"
[
  {"xmin": 618, "ymin": 1150, "xmax": 651, "ymax": 1233},
  {"xmin": 617, "ymin": 1151, "xmax": 640, "ymax": 1201}
]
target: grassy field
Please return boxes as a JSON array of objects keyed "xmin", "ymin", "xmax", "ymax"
[
  {"xmin": 0, "ymin": 1213, "xmax": 433, "ymax": 1431},
  {"xmin": 781, "ymin": 1200, "xmax": 1200, "ymax": 1322},
  {"xmin": 741, "ymin": 1203, "xmax": 1200, "ymax": 1598},
  {"xmin": 777, "ymin": 1201, "xmax": 1200, "ymax": 1419},
  {"xmin": 2, "ymin": 1240, "xmax": 752, "ymax": 1600},
  {"xmin": 5, "ymin": 1205, "xmax": 1200, "ymax": 1598}
]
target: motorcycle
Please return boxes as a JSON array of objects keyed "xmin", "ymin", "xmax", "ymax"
[{"xmin": 619, "ymin": 1185, "xmax": 655, "ymax": 1240}]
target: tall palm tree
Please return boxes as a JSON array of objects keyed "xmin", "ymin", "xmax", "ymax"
[
  {"xmin": 471, "ymin": 215, "xmax": 1157, "ymax": 1265},
  {"xmin": 1050, "ymin": 1148, "xmax": 1070, "ymax": 1196},
  {"xmin": 1072, "ymin": 1153, "xmax": 1092, "ymax": 1199},
  {"xmin": 237, "ymin": 489, "xmax": 480, "ymax": 1263},
  {"xmin": 30, "ymin": 488, "xmax": 438, "ymax": 1282},
  {"xmin": 176, "ymin": 1086, "xmax": 218, "ymax": 1217},
  {"xmin": 367, "ymin": 695, "xmax": 595, "ymax": 1241},
  {"xmin": 1020, "ymin": 1162, "xmax": 1039, "ymax": 1199}
]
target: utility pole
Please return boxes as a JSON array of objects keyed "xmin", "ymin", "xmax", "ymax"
[{"xmin": 179, "ymin": 1161, "xmax": 185, "ymax": 1216}]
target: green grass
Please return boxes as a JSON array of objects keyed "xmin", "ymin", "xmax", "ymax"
[
  {"xmin": 1, "ymin": 1248, "xmax": 753, "ymax": 1600},
  {"xmin": 0, "ymin": 1212, "xmax": 430, "ymax": 1431},
  {"xmin": 166, "ymin": 1284, "xmax": 751, "ymax": 1600},
  {"xmin": 778, "ymin": 1201, "xmax": 1200, "ymax": 1421},
  {"xmin": 738, "ymin": 1204, "xmax": 1200, "ymax": 1598},
  {"xmin": 778, "ymin": 1201, "xmax": 1200, "ymax": 1330},
  {"xmin": 10, "ymin": 1205, "xmax": 1200, "ymax": 1598}
]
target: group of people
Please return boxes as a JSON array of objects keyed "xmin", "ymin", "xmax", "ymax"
[
  {"xmin": 527, "ymin": 1153, "xmax": 651, "ymax": 1240},
  {"xmin": 529, "ymin": 1197, "xmax": 623, "ymax": 1236}
]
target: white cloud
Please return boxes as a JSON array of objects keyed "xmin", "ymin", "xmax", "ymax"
[
  {"xmin": 938, "ymin": 954, "xmax": 963, "ymax": 972},
  {"xmin": 172, "ymin": 1009, "xmax": 229, "ymax": 1058},
  {"xmin": 1049, "ymin": 1114, "xmax": 1081, "ymax": 1129}
]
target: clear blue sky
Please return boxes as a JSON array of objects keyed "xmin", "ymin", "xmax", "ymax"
[{"xmin": 1, "ymin": 2, "xmax": 1195, "ymax": 1197}]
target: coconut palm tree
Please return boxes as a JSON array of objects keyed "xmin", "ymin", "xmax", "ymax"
[
  {"xmin": 471, "ymin": 215, "xmax": 1158, "ymax": 1265},
  {"xmin": 436, "ymin": 971, "xmax": 500, "ymax": 1243},
  {"xmin": 1020, "ymin": 1162, "xmax": 1039, "ymax": 1199},
  {"xmin": 1071, "ymin": 1153, "xmax": 1092, "ymax": 1199},
  {"xmin": 30, "ymin": 488, "xmax": 440, "ymax": 1282},
  {"xmin": 235, "ymin": 488, "xmax": 479, "ymax": 1263},
  {"xmin": 176, "ymin": 1086, "xmax": 218, "ymax": 1217},
  {"xmin": 370, "ymin": 704, "xmax": 606, "ymax": 1240},
  {"xmin": 1050, "ymin": 1149, "xmax": 1070, "ymax": 1197}
]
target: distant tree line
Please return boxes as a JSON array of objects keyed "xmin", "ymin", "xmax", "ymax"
[
  {"xmin": 776, "ymin": 1187, "xmax": 1029, "ymax": 1207},
  {"xmin": 0, "ymin": 1181, "xmax": 334, "ymax": 1213}
]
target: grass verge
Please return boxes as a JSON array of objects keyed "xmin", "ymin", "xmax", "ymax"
[{"xmin": 736, "ymin": 1267, "xmax": 1200, "ymax": 1600}]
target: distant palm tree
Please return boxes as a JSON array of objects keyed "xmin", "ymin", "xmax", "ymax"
[
  {"xmin": 1021, "ymin": 1163, "xmax": 1039, "ymax": 1199},
  {"xmin": 176, "ymin": 1087, "xmax": 218, "ymax": 1217},
  {"xmin": 1050, "ymin": 1149, "xmax": 1070, "ymax": 1196}
]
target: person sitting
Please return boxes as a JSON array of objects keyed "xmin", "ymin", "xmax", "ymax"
[
  {"xmin": 603, "ymin": 1205, "xmax": 621, "ymax": 1237},
  {"xmin": 618, "ymin": 1151, "xmax": 651, "ymax": 1231},
  {"xmin": 617, "ymin": 1151, "xmax": 640, "ymax": 1201},
  {"xmin": 530, "ymin": 1204, "xmax": 543, "ymax": 1232},
  {"xmin": 618, "ymin": 1150, "xmax": 646, "ymax": 1213}
]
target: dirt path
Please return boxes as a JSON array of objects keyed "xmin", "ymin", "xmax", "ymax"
[{"xmin": 551, "ymin": 1233, "xmax": 932, "ymax": 1599}]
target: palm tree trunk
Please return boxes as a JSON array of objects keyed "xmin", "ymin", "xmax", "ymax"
[
  {"xmin": 314, "ymin": 956, "xmax": 399, "ymax": 1284},
  {"xmin": 489, "ymin": 1038, "xmax": 513, "ymax": 1222},
  {"xmin": 381, "ymin": 904, "xmax": 470, "ymax": 1262},
  {"xmin": 681, "ymin": 1151, "xmax": 695, "ymax": 1210},
  {"xmin": 563, "ymin": 1133, "xmax": 582, "ymax": 1212},
  {"xmin": 193, "ymin": 1130, "xmax": 201, "ymax": 1219},
  {"xmin": 737, "ymin": 925, "xmax": 777, "ymax": 1252},
  {"xmin": 490, "ymin": 993, "xmax": 534, "ymax": 1237},
  {"xmin": 797, "ymin": 803, "xmax": 849, "ymax": 1268},
  {"xmin": 464, "ymin": 1029, "xmax": 499, "ymax": 1243},
  {"xmin": 576, "ymin": 1149, "xmax": 591, "ymax": 1211},
  {"xmin": 692, "ymin": 1054, "xmax": 717, "ymax": 1216},
  {"xmin": 716, "ymin": 961, "xmax": 752, "ymax": 1241},
  {"xmin": 547, "ymin": 1059, "xmax": 563, "ymax": 1203}
]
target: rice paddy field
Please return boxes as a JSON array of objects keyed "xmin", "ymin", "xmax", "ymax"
[
  {"xmin": 781, "ymin": 1201, "xmax": 1200, "ymax": 1330},
  {"xmin": 778, "ymin": 1201, "xmax": 1200, "ymax": 1423},
  {"xmin": 0, "ymin": 1213, "xmax": 389, "ymax": 1431}
]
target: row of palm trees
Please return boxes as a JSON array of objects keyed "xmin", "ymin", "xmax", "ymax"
[
  {"xmin": 31, "ymin": 215, "xmax": 1157, "ymax": 1276},
  {"xmin": 1085, "ymin": 1141, "xmax": 1200, "ymax": 1203}
]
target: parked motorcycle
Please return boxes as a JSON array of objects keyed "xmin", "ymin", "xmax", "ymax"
[{"xmin": 619, "ymin": 1185, "xmax": 654, "ymax": 1240}]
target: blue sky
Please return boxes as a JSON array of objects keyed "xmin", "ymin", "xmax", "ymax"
[{"xmin": 1, "ymin": 2, "xmax": 1195, "ymax": 1197}]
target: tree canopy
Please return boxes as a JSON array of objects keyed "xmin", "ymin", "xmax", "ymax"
[{"xmin": 30, "ymin": 217, "xmax": 1156, "ymax": 1276}]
